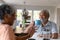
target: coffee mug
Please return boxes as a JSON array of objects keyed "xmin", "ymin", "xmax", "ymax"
[{"xmin": 35, "ymin": 20, "xmax": 41, "ymax": 26}]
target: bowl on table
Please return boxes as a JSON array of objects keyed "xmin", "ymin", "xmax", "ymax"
[{"xmin": 15, "ymin": 33, "xmax": 28, "ymax": 36}]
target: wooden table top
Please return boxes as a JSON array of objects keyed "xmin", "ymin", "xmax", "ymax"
[
  {"xmin": 15, "ymin": 34, "xmax": 60, "ymax": 40},
  {"xmin": 15, "ymin": 33, "xmax": 30, "ymax": 40}
]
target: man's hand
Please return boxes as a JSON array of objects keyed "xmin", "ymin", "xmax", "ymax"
[
  {"xmin": 37, "ymin": 34, "xmax": 43, "ymax": 38},
  {"xmin": 37, "ymin": 33, "xmax": 58, "ymax": 39},
  {"xmin": 52, "ymin": 33, "xmax": 58, "ymax": 39},
  {"xmin": 37, "ymin": 34, "xmax": 51, "ymax": 38}
]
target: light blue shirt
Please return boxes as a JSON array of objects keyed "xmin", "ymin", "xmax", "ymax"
[{"xmin": 31, "ymin": 21, "xmax": 58, "ymax": 39}]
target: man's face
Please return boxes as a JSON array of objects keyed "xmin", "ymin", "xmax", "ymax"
[{"xmin": 39, "ymin": 12, "xmax": 49, "ymax": 23}]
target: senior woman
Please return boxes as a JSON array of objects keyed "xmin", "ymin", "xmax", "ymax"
[{"xmin": 0, "ymin": 4, "xmax": 16, "ymax": 40}]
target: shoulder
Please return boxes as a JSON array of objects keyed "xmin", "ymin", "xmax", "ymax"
[
  {"xmin": 0, "ymin": 24, "xmax": 12, "ymax": 33},
  {"xmin": 4, "ymin": 24, "xmax": 11, "ymax": 29},
  {"xmin": 49, "ymin": 21, "xmax": 57, "ymax": 29},
  {"xmin": 0, "ymin": 24, "xmax": 11, "ymax": 30},
  {"xmin": 49, "ymin": 21, "xmax": 57, "ymax": 26}
]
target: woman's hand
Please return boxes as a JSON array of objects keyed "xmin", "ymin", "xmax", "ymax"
[
  {"xmin": 24, "ymin": 21, "xmax": 36, "ymax": 38},
  {"xmin": 24, "ymin": 21, "xmax": 35, "ymax": 34}
]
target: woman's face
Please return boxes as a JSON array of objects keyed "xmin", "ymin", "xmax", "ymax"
[{"xmin": 4, "ymin": 13, "xmax": 16, "ymax": 25}]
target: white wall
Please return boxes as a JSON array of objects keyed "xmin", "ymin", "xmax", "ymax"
[
  {"xmin": 54, "ymin": 5, "xmax": 60, "ymax": 33},
  {"xmin": 55, "ymin": 5, "xmax": 60, "ymax": 33}
]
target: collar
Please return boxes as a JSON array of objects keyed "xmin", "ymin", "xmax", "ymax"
[
  {"xmin": 45, "ymin": 21, "xmax": 51, "ymax": 26},
  {"xmin": 41, "ymin": 21, "xmax": 51, "ymax": 27}
]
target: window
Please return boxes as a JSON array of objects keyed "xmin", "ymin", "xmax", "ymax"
[
  {"xmin": 27, "ymin": 10, "xmax": 32, "ymax": 22},
  {"xmin": 16, "ymin": 9, "xmax": 33, "ymax": 26},
  {"xmin": 16, "ymin": 9, "xmax": 22, "ymax": 26},
  {"xmin": 16, "ymin": 9, "xmax": 41, "ymax": 27},
  {"xmin": 33, "ymin": 10, "xmax": 41, "ymax": 20}
]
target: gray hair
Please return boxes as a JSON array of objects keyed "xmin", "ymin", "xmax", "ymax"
[
  {"xmin": 40, "ymin": 9, "xmax": 50, "ymax": 18},
  {"xmin": 0, "ymin": 4, "xmax": 15, "ymax": 20}
]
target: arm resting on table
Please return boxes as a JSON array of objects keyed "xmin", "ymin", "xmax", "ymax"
[{"xmin": 52, "ymin": 33, "xmax": 58, "ymax": 39}]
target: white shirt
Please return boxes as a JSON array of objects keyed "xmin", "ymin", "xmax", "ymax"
[{"xmin": 31, "ymin": 21, "xmax": 58, "ymax": 39}]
